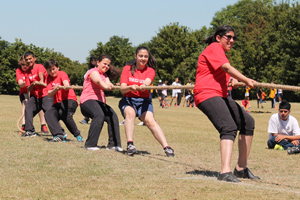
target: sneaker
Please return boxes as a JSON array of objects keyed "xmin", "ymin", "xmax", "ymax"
[
  {"xmin": 274, "ymin": 144, "xmax": 283, "ymax": 150},
  {"xmin": 41, "ymin": 125, "xmax": 49, "ymax": 134},
  {"xmin": 218, "ymin": 172, "xmax": 241, "ymax": 183},
  {"xmin": 164, "ymin": 146, "xmax": 175, "ymax": 157},
  {"xmin": 49, "ymin": 136, "xmax": 66, "ymax": 142},
  {"xmin": 119, "ymin": 120, "xmax": 125, "ymax": 125},
  {"xmin": 106, "ymin": 146, "xmax": 124, "ymax": 152},
  {"xmin": 85, "ymin": 146, "xmax": 100, "ymax": 151},
  {"xmin": 137, "ymin": 121, "xmax": 145, "ymax": 126},
  {"xmin": 21, "ymin": 131, "xmax": 37, "ymax": 137},
  {"xmin": 76, "ymin": 135, "xmax": 84, "ymax": 142},
  {"xmin": 127, "ymin": 144, "xmax": 137, "ymax": 156},
  {"xmin": 79, "ymin": 119, "xmax": 89, "ymax": 125},
  {"xmin": 287, "ymin": 146, "xmax": 300, "ymax": 155},
  {"xmin": 233, "ymin": 168, "xmax": 260, "ymax": 179}
]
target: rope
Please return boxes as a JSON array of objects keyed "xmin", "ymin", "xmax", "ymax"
[{"xmin": 57, "ymin": 82, "xmax": 300, "ymax": 92}]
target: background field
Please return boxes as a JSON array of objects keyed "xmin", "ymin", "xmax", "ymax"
[{"xmin": 1, "ymin": 95, "xmax": 300, "ymax": 199}]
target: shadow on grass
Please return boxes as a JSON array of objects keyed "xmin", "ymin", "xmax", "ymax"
[{"xmin": 186, "ymin": 169, "xmax": 219, "ymax": 178}]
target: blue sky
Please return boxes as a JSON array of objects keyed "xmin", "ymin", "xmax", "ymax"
[{"xmin": 1, "ymin": 0, "xmax": 239, "ymax": 63}]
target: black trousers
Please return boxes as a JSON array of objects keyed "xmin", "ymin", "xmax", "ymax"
[
  {"xmin": 25, "ymin": 95, "xmax": 53, "ymax": 132},
  {"xmin": 45, "ymin": 99, "xmax": 80, "ymax": 137},
  {"xmin": 80, "ymin": 100, "xmax": 121, "ymax": 148},
  {"xmin": 197, "ymin": 96, "xmax": 255, "ymax": 141}
]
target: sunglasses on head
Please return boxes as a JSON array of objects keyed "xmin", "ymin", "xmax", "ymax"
[{"xmin": 223, "ymin": 35, "xmax": 237, "ymax": 41}]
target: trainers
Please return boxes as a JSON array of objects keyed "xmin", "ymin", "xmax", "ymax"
[
  {"xmin": 49, "ymin": 136, "xmax": 65, "ymax": 142},
  {"xmin": 218, "ymin": 172, "xmax": 241, "ymax": 183},
  {"xmin": 85, "ymin": 146, "xmax": 100, "ymax": 151},
  {"xmin": 21, "ymin": 131, "xmax": 37, "ymax": 137},
  {"xmin": 41, "ymin": 125, "xmax": 49, "ymax": 134},
  {"xmin": 164, "ymin": 146, "xmax": 175, "ymax": 157},
  {"xmin": 119, "ymin": 120, "xmax": 125, "ymax": 125},
  {"xmin": 76, "ymin": 135, "xmax": 84, "ymax": 142},
  {"xmin": 106, "ymin": 146, "xmax": 124, "ymax": 152},
  {"xmin": 274, "ymin": 144, "xmax": 283, "ymax": 150},
  {"xmin": 127, "ymin": 144, "xmax": 137, "ymax": 156},
  {"xmin": 234, "ymin": 168, "xmax": 260, "ymax": 179},
  {"xmin": 79, "ymin": 119, "xmax": 89, "ymax": 125},
  {"xmin": 137, "ymin": 121, "xmax": 145, "ymax": 126},
  {"xmin": 287, "ymin": 146, "xmax": 300, "ymax": 155}
]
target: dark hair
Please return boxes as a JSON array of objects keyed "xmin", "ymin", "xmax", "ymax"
[
  {"xmin": 279, "ymin": 100, "xmax": 291, "ymax": 110},
  {"xmin": 24, "ymin": 51, "xmax": 35, "ymax": 58},
  {"xmin": 88, "ymin": 56, "xmax": 97, "ymax": 70},
  {"xmin": 129, "ymin": 46, "xmax": 157, "ymax": 76},
  {"xmin": 204, "ymin": 25, "xmax": 235, "ymax": 45},
  {"xmin": 45, "ymin": 59, "xmax": 59, "ymax": 69},
  {"xmin": 18, "ymin": 54, "xmax": 26, "ymax": 67}
]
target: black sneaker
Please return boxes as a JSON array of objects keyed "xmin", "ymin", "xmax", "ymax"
[
  {"xmin": 127, "ymin": 144, "xmax": 137, "ymax": 156},
  {"xmin": 287, "ymin": 146, "xmax": 300, "ymax": 155},
  {"xmin": 234, "ymin": 167, "xmax": 260, "ymax": 179},
  {"xmin": 49, "ymin": 136, "xmax": 66, "ymax": 142},
  {"xmin": 218, "ymin": 172, "xmax": 241, "ymax": 183},
  {"xmin": 164, "ymin": 146, "xmax": 175, "ymax": 157},
  {"xmin": 21, "ymin": 131, "xmax": 37, "ymax": 137}
]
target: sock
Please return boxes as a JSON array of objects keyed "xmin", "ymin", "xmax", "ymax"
[{"xmin": 127, "ymin": 141, "xmax": 133, "ymax": 146}]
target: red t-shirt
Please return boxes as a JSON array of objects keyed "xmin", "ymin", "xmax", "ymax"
[
  {"xmin": 47, "ymin": 71, "xmax": 77, "ymax": 105},
  {"xmin": 194, "ymin": 42, "xmax": 230, "ymax": 105},
  {"xmin": 15, "ymin": 68, "xmax": 30, "ymax": 95},
  {"xmin": 120, "ymin": 65, "xmax": 155, "ymax": 98},
  {"xmin": 241, "ymin": 99, "xmax": 249, "ymax": 107},
  {"xmin": 27, "ymin": 64, "xmax": 48, "ymax": 98},
  {"xmin": 80, "ymin": 68, "xmax": 107, "ymax": 104}
]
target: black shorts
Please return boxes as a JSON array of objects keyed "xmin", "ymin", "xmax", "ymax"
[{"xmin": 19, "ymin": 93, "xmax": 29, "ymax": 104}]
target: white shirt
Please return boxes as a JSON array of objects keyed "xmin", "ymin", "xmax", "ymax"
[{"xmin": 268, "ymin": 113, "xmax": 300, "ymax": 139}]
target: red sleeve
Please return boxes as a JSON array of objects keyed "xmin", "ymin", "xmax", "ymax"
[
  {"xmin": 146, "ymin": 67, "xmax": 155, "ymax": 82},
  {"xmin": 120, "ymin": 65, "xmax": 130, "ymax": 84},
  {"xmin": 203, "ymin": 43, "xmax": 229, "ymax": 71}
]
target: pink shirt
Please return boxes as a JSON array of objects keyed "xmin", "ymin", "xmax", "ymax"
[
  {"xmin": 27, "ymin": 64, "xmax": 48, "ymax": 98},
  {"xmin": 80, "ymin": 68, "xmax": 107, "ymax": 104},
  {"xmin": 194, "ymin": 42, "xmax": 230, "ymax": 105},
  {"xmin": 16, "ymin": 68, "xmax": 30, "ymax": 95},
  {"xmin": 120, "ymin": 65, "xmax": 155, "ymax": 98},
  {"xmin": 46, "ymin": 71, "xmax": 77, "ymax": 105}
]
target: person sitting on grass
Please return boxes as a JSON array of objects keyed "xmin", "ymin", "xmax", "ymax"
[
  {"xmin": 45, "ymin": 59, "xmax": 84, "ymax": 142},
  {"xmin": 267, "ymin": 100, "xmax": 300, "ymax": 154}
]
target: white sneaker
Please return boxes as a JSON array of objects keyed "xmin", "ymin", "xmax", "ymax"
[
  {"xmin": 106, "ymin": 146, "xmax": 124, "ymax": 152},
  {"xmin": 119, "ymin": 120, "xmax": 125, "ymax": 125},
  {"xmin": 137, "ymin": 121, "xmax": 144, "ymax": 126},
  {"xmin": 84, "ymin": 146, "xmax": 100, "ymax": 151}
]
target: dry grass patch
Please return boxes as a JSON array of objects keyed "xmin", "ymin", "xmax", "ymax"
[{"xmin": 1, "ymin": 95, "xmax": 300, "ymax": 199}]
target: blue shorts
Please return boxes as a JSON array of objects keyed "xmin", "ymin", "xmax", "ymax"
[{"xmin": 118, "ymin": 97, "xmax": 153, "ymax": 119}]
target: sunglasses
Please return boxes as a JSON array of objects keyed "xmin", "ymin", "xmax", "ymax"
[{"xmin": 223, "ymin": 35, "xmax": 237, "ymax": 41}]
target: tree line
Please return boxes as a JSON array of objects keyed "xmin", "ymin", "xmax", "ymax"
[{"xmin": 1, "ymin": 0, "xmax": 299, "ymax": 100}]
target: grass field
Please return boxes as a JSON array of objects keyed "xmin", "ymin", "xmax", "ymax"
[{"xmin": 1, "ymin": 95, "xmax": 300, "ymax": 199}]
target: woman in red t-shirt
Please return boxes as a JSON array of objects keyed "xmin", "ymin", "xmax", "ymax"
[
  {"xmin": 194, "ymin": 25, "xmax": 259, "ymax": 182},
  {"xmin": 118, "ymin": 46, "xmax": 174, "ymax": 157},
  {"xmin": 15, "ymin": 55, "xmax": 48, "ymax": 134}
]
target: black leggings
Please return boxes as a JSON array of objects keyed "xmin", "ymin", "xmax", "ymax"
[
  {"xmin": 197, "ymin": 96, "xmax": 255, "ymax": 141},
  {"xmin": 80, "ymin": 100, "xmax": 121, "ymax": 148}
]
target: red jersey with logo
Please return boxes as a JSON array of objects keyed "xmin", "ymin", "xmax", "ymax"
[
  {"xmin": 15, "ymin": 68, "xmax": 30, "ymax": 95},
  {"xmin": 120, "ymin": 65, "xmax": 155, "ymax": 98},
  {"xmin": 27, "ymin": 64, "xmax": 48, "ymax": 98},
  {"xmin": 47, "ymin": 71, "xmax": 77, "ymax": 105},
  {"xmin": 80, "ymin": 67, "xmax": 107, "ymax": 104},
  {"xmin": 194, "ymin": 42, "xmax": 230, "ymax": 105}
]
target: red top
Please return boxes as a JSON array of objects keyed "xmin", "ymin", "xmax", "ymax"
[
  {"xmin": 194, "ymin": 42, "xmax": 230, "ymax": 105},
  {"xmin": 80, "ymin": 67, "xmax": 107, "ymax": 104},
  {"xmin": 47, "ymin": 71, "xmax": 77, "ymax": 105},
  {"xmin": 27, "ymin": 64, "xmax": 48, "ymax": 98},
  {"xmin": 241, "ymin": 99, "xmax": 249, "ymax": 107},
  {"xmin": 120, "ymin": 65, "xmax": 155, "ymax": 98},
  {"xmin": 16, "ymin": 68, "xmax": 29, "ymax": 95}
]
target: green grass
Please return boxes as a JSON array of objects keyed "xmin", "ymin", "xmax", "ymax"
[{"xmin": 1, "ymin": 95, "xmax": 300, "ymax": 199}]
